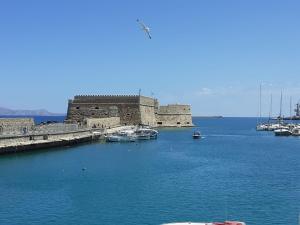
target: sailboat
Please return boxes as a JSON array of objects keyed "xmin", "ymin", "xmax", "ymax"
[
  {"xmin": 274, "ymin": 91, "xmax": 292, "ymax": 136},
  {"xmin": 266, "ymin": 94, "xmax": 282, "ymax": 131},
  {"xmin": 256, "ymin": 84, "xmax": 269, "ymax": 131}
]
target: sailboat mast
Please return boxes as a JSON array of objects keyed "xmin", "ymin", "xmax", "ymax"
[
  {"xmin": 269, "ymin": 94, "xmax": 273, "ymax": 120},
  {"xmin": 259, "ymin": 84, "xmax": 262, "ymax": 120},
  {"xmin": 290, "ymin": 96, "xmax": 292, "ymax": 119},
  {"xmin": 279, "ymin": 90, "xmax": 283, "ymax": 119}
]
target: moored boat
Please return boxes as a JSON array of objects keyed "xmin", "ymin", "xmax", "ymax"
[
  {"xmin": 106, "ymin": 126, "xmax": 159, "ymax": 142},
  {"xmin": 292, "ymin": 127, "xmax": 300, "ymax": 136},
  {"xmin": 106, "ymin": 129, "xmax": 137, "ymax": 142},
  {"xmin": 135, "ymin": 127, "xmax": 158, "ymax": 139},
  {"xmin": 256, "ymin": 123, "xmax": 269, "ymax": 131},
  {"xmin": 136, "ymin": 132, "xmax": 151, "ymax": 140},
  {"xmin": 266, "ymin": 123, "xmax": 282, "ymax": 131},
  {"xmin": 274, "ymin": 128, "xmax": 292, "ymax": 136},
  {"xmin": 106, "ymin": 134, "xmax": 136, "ymax": 142}
]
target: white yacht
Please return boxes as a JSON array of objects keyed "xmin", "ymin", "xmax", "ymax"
[{"xmin": 274, "ymin": 128, "xmax": 292, "ymax": 136}]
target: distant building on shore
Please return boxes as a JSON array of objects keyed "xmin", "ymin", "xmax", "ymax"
[{"xmin": 66, "ymin": 95, "xmax": 193, "ymax": 128}]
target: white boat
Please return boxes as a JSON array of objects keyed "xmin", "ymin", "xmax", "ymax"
[
  {"xmin": 256, "ymin": 123, "xmax": 269, "ymax": 131},
  {"xmin": 292, "ymin": 126, "xmax": 300, "ymax": 136},
  {"xmin": 266, "ymin": 123, "xmax": 282, "ymax": 131},
  {"xmin": 274, "ymin": 128, "xmax": 292, "ymax": 136},
  {"xmin": 136, "ymin": 132, "xmax": 151, "ymax": 140},
  {"xmin": 106, "ymin": 134, "xmax": 136, "ymax": 142},
  {"xmin": 106, "ymin": 129, "xmax": 137, "ymax": 142},
  {"xmin": 135, "ymin": 127, "xmax": 158, "ymax": 139}
]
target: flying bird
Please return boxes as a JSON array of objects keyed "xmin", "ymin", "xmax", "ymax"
[{"xmin": 136, "ymin": 19, "xmax": 151, "ymax": 39}]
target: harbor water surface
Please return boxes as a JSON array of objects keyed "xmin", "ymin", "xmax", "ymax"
[{"xmin": 0, "ymin": 117, "xmax": 299, "ymax": 225}]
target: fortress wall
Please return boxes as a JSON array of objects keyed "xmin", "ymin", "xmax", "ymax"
[
  {"xmin": 158, "ymin": 104, "xmax": 191, "ymax": 115},
  {"xmin": 156, "ymin": 104, "xmax": 193, "ymax": 127},
  {"xmin": 66, "ymin": 95, "xmax": 149, "ymax": 126},
  {"xmin": 0, "ymin": 118, "xmax": 35, "ymax": 135},
  {"xmin": 156, "ymin": 114, "xmax": 193, "ymax": 127},
  {"xmin": 66, "ymin": 103, "xmax": 119, "ymax": 123},
  {"xmin": 85, "ymin": 117, "xmax": 120, "ymax": 128},
  {"xmin": 139, "ymin": 96, "xmax": 155, "ymax": 106},
  {"xmin": 73, "ymin": 95, "xmax": 140, "ymax": 104},
  {"xmin": 139, "ymin": 96, "xmax": 156, "ymax": 126},
  {"xmin": 34, "ymin": 123, "xmax": 79, "ymax": 134},
  {"xmin": 140, "ymin": 105, "xmax": 156, "ymax": 127},
  {"xmin": 118, "ymin": 104, "xmax": 141, "ymax": 125}
]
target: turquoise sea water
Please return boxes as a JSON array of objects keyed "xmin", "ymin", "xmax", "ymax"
[{"xmin": 0, "ymin": 117, "xmax": 299, "ymax": 225}]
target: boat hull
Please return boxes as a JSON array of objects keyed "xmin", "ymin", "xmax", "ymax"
[
  {"xmin": 274, "ymin": 129, "xmax": 292, "ymax": 136},
  {"xmin": 106, "ymin": 135, "xmax": 136, "ymax": 142}
]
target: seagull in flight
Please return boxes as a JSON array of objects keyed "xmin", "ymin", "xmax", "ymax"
[{"xmin": 136, "ymin": 19, "xmax": 151, "ymax": 39}]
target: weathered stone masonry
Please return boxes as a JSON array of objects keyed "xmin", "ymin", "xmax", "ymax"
[
  {"xmin": 0, "ymin": 118, "xmax": 35, "ymax": 135},
  {"xmin": 66, "ymin": 95, "xmax": 193, "ymax": 128}
]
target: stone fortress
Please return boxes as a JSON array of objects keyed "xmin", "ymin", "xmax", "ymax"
[
  {"xmin": 0, "ymin": 94, "xmax": 193, "ymax": 154},
  {"xmin": 66, "ymin": 95, "xmax": 193, "ymax": 128}
]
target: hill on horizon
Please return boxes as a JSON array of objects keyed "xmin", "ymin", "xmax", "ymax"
[{"xmin": 0, "ymin": 106, "xmax": 65, "ymax": 116}]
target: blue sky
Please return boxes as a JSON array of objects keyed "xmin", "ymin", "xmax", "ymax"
[{"xmin": 0, "ymin": 0, "xmax": 299, "ymax": 116}]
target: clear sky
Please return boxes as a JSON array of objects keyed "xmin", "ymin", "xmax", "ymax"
[{"xmin": 0, "ymin": 0, "xmax": 299, "ymax": 116}]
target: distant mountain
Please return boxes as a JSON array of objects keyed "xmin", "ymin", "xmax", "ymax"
[{"xmin": 0, "ymin": 107, "xmax": 65, "ymax": 116}]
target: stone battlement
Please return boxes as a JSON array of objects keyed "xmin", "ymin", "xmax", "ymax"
[
  {"xmin": 74, "ymin": 95, "xmax": 140, "ymax": 100},
  {"xmin": 72, "ymin": 95, "xmax": 142, "ymax": 104},
  {"xmin": 158, "ymin": 104, "xmax": 192, "ymax": 115}
]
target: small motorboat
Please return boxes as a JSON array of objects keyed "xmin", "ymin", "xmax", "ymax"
[{"xmin": 193, "ymin": 131, "xmax": 201, "ymax": 139}]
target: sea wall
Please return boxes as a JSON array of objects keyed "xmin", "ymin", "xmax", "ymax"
[
  {"xmin": 0, "ymin": 118, "xmax": 35, "ymax": 135},
  {"xmin": 66, "ymin": 95, "xmax": 142, "ymax": 125},
  {"xmin": 156, "ymin": 114, "xmax": 193, "ymax": 127},
  {"xmin": 84, "ymin": 117, "xmax": 120, "ymax": 128},
  {"xmin": 139, "ymin": 96, "xmax": 156, "ymax": 127},
  {"xmin": 0, "ymin": 129, "xmax": 100, "ymax": 154},
  {"xmin": 156, "ymin": 104, "xmax": 193, "ymax": 127}
]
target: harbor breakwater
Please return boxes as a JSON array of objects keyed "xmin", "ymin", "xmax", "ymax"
[
  {"xmin": 0, "ymin": 121, "xmax": 139, "ymax": 155},
  {"xmin": 0, "ymin": 129, "xmax": 103, "ymax": 154}
]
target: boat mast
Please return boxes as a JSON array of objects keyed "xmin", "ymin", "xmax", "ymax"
[
  {"xmin": 290, "ymin": 96, "xmax": 292, "ymax": 119},
  {"xmin": 279, "ymin": 90, "xmax": 283, "ymax": 121},
  {"xmin": 259, "ymin": 84, "xmax": 262, "ymax": 123},
  {"xmin": 296, "ymin": 102, "xmax": 300, "ymax": 117},
  {"xmin": 269, "ymin": 94, "xmax": 272, "ymax": 121}
]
